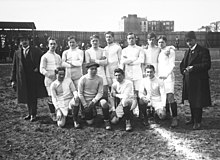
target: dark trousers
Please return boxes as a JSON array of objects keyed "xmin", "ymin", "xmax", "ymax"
[
  {"xmin": 190, "ymin": 106, "xmax": 203, "ymax": 123},
  {"xmin": 26, "ymin": 76, "xmax": 37, "ymax": 116}
]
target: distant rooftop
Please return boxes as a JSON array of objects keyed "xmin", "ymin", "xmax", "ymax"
[{"xmin": 0, "ymin": 22, "xmax": 36, "ymax": 29}]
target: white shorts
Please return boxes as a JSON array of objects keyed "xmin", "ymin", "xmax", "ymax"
[
  {"xmin": 164, "ymin": 81, "xmax": 174, "ymax": 94},
  {"xmin": 132, "ymin": 79, "xmax": 142, "ymax": 91},
  {"xmin": 163, "ymin": 73, "xmax": 175, "ymax": 94},
  {"xmin": 56, "ymin": 97, "xmax": 78, "ymax": 116},
  {"xmin": 106, "ymin": 62, "xmax": 118, "ymax": 79}
]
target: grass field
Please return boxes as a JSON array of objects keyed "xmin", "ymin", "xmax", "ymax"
[{"xmin": 0, "ymin": 49, "xmax": 219, "ymax": 160}]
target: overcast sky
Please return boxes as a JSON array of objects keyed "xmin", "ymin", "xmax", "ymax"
[{"xmin": 0, "ymin": 0, "xmax": 219, "ymax": 32}]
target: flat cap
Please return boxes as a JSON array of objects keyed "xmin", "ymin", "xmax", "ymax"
[{"xmin": 86, "ymin": 62, "xmax": 99, "ymax": 68}]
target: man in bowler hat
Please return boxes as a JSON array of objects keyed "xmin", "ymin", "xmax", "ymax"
[
  {"xmin": 180, "ymin": 31, "xmax": 211, "ymax": 130},
  {"xmin": 11, "ymin": 34, "xmax": 47, "ymax": 122}
]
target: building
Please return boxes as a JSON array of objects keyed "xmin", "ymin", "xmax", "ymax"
[
  {"xmin": 210, "ymin": 21, "xmax": 220, "ymax": 32},
  {"xmin": 119, "ymin": 14, "xmax": 142, "ymax": 34},
  {"xmin": 148, "ymin": 20, "xmax": 174, "ymax": 32},
  {"xmin": 119, "ymin": 14, "xmax": 174, "ymax": 33}
]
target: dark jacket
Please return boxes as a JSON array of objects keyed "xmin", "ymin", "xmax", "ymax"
[
  {"xmin": 180, "ymin": 44, "xmax": 211, "ymax": 108},
  {"xmin": 11, "ymin": 46, "xmax": 48, "ymax": 103}
]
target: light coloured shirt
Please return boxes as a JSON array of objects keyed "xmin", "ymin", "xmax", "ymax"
[
  {"xmin": 85, "ymin": 47, "xmax": 108, "ymax": 85},
  {"xmin": 111, "ymin": 79, "xmax": 134, "ymax": 100},
  {"xmin": 51, "ymin": 78, "xmax": 78, "ymax": 110},
  {"xmin": 190, "ymin": 43, "xmax": 197, "ymax": 51},
  {"xmin": 158, "ymin": 46, "xmax": 175, "ymax": 80},
  {"xmin": 144, "ymin": 46, "xmax": 160, "ymax": 76},
  {"xmin": 104, "ymin": 43, "xmax": 122, "ymax": 78},
  {"xmin": 40, "ymin": 51, "xmax": 62, "ymax": 87},
  {"xmin": 121, "ymin": 45, "xmax": 144, "ymax": 80},
  {"xmin": 139, "ymin": 77, "xmax": 166, "ymax": 108},
  {"xmin": 62, "ymin": 48, "xmax": 83, "ymax": 80},
  {"xmin": 78, "ymin": 74, "xmax": 103, "ymax": 107}
]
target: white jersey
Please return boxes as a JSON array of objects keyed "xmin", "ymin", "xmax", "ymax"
[
  {"xmin": 139, "ymin": 77, "xmax": 166, "ymax": 109},
  {"xmin": 62, "ymin": 48, "xmax": 83, "ymax": 80},
  {"xmin": 104, "ymin": 43, "xmax": 122, "ymax": 78},
  {"xmin": 144, "ymin": 46, "xmax": 160, "ymax": 76},
  {"xmin": 40, "ymin": 51, "xmax": 61, "ymax": 94},
  {"xmin": 85, "ymin": 47, "xmax": 108, "ymax": 85},
  {"xmin": 51, "ymin": 78, "xmax": 78, "ymax": 116},
  {"xmin": 158, "ymin": 46, "xmax": 175, "ymax": 93},
  {"xmin": 121, "ymin": 45, "xmax": 144, "ymax": 80}
]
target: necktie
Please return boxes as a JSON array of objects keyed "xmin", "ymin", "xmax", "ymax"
[
  {"xmin": 23, "ymin": 48, "xmax": 29, "ymax": 58},
  {"xmin": 188, "ymin": 49, "xmax": 193, "ymax": 65}
]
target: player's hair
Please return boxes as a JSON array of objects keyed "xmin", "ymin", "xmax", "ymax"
[
  {"xmin": 68, "ymin": 35, "xmax": 76, "ymax": 41},
  {"xmin": 90, "ymin": 34, "xmax": 99, "ymax": 40},
  {"xmin": 147, "ymin": 32, "xmax": 156, "ymax": 39},
  {"xmin": 104, "ymin": 31, "xmax": 114, "ymax": 37},
  {"xmin": 114, "ymin": 68, "xmax": 125, "ymax": 76},
  {"xmin": 55, "ymin": 66, "xmax": 66, "ymax": 74},
  {"xmin": 145, "ymin": 64, "xmax": 155, "ymax": 71},
  {"xmin": 127, "ymin": 32, "xmax": 135, "ymax": 37},
  {"xmin": 47, "ymin": 37, "xmax": 56, "ymax": 43},
  {"xmin": 157, "ymin": 35, "xmax": 167, "ymax": 42}
]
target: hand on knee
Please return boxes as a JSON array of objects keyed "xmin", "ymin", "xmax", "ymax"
[
  {"xmin": 56, "ymin": 109, "xmax": 63, "ymax": 121},
  {"xmin": 111, "ymin": 116, "xmax": 119, "ymax": 124},
  {"xmin": 57, "ymin": 120, "xmax": 65, "ymax": 127},
  {"xmin": 100, "ymin": 99, "xmax": 108, "ymax": 107},
  {"xmin": 57, "ymin": 116, "xmax": 66, "ymax": 127},
  {"xmin": 122, "ymin": 99, "xmax": 132, "ymax": 107},
  {"xmin": 110, "ymin": 111, "xmax": 119, "ymax": 124},
  {"xmin": 156, "ymin": 108, "xmax": 166, "ymax": 120}
]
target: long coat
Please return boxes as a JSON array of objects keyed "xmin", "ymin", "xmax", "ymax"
[
  {"xmin": 11, "ymin": 46, "xmax": 48, "ymax": 104},
  {"xmin": 180, "ymin": 44, "xmax": 211, "ymax": 108}
]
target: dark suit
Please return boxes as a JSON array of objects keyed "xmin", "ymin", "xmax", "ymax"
[
  {"xmin": 180, "ymin": 44, "xmax": 211, "ymax": 123},
  {"xmin": 11, "ymin": 46, "xmax": 48, "ymax": 117}
]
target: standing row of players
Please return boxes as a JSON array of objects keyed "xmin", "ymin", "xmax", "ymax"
[{"xmin": 38, "ymin": 31, "xmax": 177, "ymax": 131}]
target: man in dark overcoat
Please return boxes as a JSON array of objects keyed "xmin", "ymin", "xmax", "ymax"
[
  {"xmin": 11, "ymin": 34, "xmax": 47, "ymax": 122},
  {"xmin": 180, "ymin": 31, "xmax": 211, "ymax": 130}
]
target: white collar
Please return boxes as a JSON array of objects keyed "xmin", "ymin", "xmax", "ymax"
[
  {"xmin": 22, "ymin": 46, "xmax": 30, "ymax": 50},
  {"xmin": 191, "ymin": 44, "xmax": 197, "ymax": 51}
]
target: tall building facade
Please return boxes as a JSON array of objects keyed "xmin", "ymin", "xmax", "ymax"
[
  {"xmin": 148, "ymin": 20, "xmax": 174, "ymax": 32},
  {"xmin": 119, "ymin": 14, "xmax": 174, "ymax": 33}
]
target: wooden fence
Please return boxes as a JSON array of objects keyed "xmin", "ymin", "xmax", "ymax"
[{"xmin": 1, "ymin": 30, "xmax": 220, "ymax": 48}]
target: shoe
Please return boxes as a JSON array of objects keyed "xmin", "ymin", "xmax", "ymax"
[
  {"xmin": 185, "ymin": 119, "xmax": 194, "ymax": 125},
  {"xmin": 24, "ymin": 115, "xmax": 31, "ymax": 120},
  {"xmin": 193, "ymin": 123, "xmax": 201, "ymax": 130},
  {"xmin": 125, "ymin": 120, "xmax": 132, "ymax": 132},
  {"xmin": 104, "ymin": 120, "xmax": 111, "ymax": 130},
  {"xmin": 50, "ymin": 113, "xmax": 57, "ymax": 121},
  {"xmin": 171, "ymin": 117, "xmax": 178, "ymax": 128},
  {"xmin": 74, "ymin": 121, "xmax": 80, "ymax": 129},
  {"xmin": 30, "ymin": 115, "xmax": 37, "ymax": 122}
]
